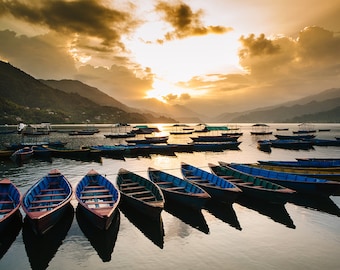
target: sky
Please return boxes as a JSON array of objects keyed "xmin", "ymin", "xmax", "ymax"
[{"xmin": 0, "ymin": 0, "xmax": 339, "ymax": 117}]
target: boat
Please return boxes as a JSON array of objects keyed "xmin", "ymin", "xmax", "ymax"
[
  {"xmin": 21, "ymin": 169, "xmax": 73, "ymax": 235},
  {"xmin": 292, "ymin": 123, "xmax": 316, "ymax": 134},
  {"xmin": 68, "ymin": 130, "xmax": 97, "ymax": 136},
  {"xmin": 0, "ymin": 179, "xmax": 22, "ymax": 233},
  {"xmin": 0, "ymin": 149, "xmax": 14, "ymax": 159},
  {"xmin": 43, "ymin": 145, "xmax": 96, "ymax": 161},
  {"xmin": 31, "ymin": 145, "xmax": 51, "ymax": 160},
  {"xmin": 274, "ymin": 134, "xmax": 315, "ymax": 140},
  {"xmin": 180, "ymin": 162, "xmax": 242, "ymax": 203},
  {"xmin": 276, "ymin": 128, "xmax": 289, "ymax": 131},
  {"xmin": 104, "ymin": 123, "xmax": 136, "ymax": 139},
  {"xmin": 116, "ymin": 168, "xmax": 164, "ymax": 219},
  {"xmin": 257, "ymin": 140, "xmax": 272, "ymax": 152},
  {"xmin": 226, "ymin": 163, "xmax": 340, "ymax": 196},
  {"xmin": 130, "ymin": 125, "xmax": 160, "ymax": 134},
  {"xmin": 209, "ymin": 163, "xmax": 295, "ymax": 204},
  {"xmin": 258, "ymin": 159, "xmax": 340, "ymax": 168},
  {"xmin": 10, "ymin": 147, "xmax": 34, "ymax": 163},
  {"xmin": 191, "ymin": 141, "xmax": 241, "ymax": 151},
  {"xmin": 147, "ymin": 167, "xmax": 211, "ymax": 209},
  {"xmin": 75, "ymin": 169, "xmax": 121, "ymax": 230},
  {"xmin": 268, "ymin": 139, "xmax": 314, "ymax": 150},
  {"xmin": 250, "ymin": 123, "xmax": 273, "ymax": 135},
  {"xmin": 309, "ymin": 138, "xmax": 340, "ymax": 146},
  {"xmin": 190, "ymin": 134, "xmax": 240, "ymax": 142},
  {"xmin": 6, "ymin": 140, "xmax": 67, "ymax": 151},
  {"xmin": 248, "ymin": 163, "xmax": 340, "ymax": 181},
  {"xmin": 126, "ymin": 135, "xmax": 168, "ymax": 144}
]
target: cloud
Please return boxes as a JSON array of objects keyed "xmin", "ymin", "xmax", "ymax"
[
  {"xmin": 155, "ymin": 1, "xmax": 232, "ymax": 41},
  {"xmin": 0, "ymin": 0, "xmax": 139, "ymax": 50},
  {"xmin": 0, "ymin": 30, "xmax": 77, "ymax": 79}
]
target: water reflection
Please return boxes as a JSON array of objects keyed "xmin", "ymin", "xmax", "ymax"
[
  {"xmin": 119, "ymin": 203, "xmax": 164, "ymax": 249},
  {"xmin": 23, "ymin": 204, "xmax": 74, "ymax": 270},
  {"xmin": 164, "ymin": 202, "xmax": 209, "ymax": 234},
  {"xmin": 289, "ymin": 194, "xmax": 340, "ymax": 217},
  {"xmin": 204, "ymin": 200, "xmax": 242, "ymax": 230},
  {"xmin": 236, "ymin": 196, "xmax": 296, "ymax": 229},
  {"xmin": 0, "ymin": 212, "xmax": 22, "ymax": 259},
  {"xmin": 76, "ymin": 207, "xmax": 120, "ymax": 262}
]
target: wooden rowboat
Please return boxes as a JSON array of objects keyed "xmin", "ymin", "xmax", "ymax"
[
  {"xmin": 209, "ymin": 163, "xmax": 295, "ymax": 204},
  {"xmin": 148, "ymin": 167, "xmax": 211, "ymax": 209},
  {"xmin": 0, "ymin": 178, "xmax": 22, "ymax": 233},
  {"xmin": 10, "ymin": 147, "xmax": 34, "ymax": 163},
  {"xmin": 181, "ymin": 162, "xmax": 242, "ymax": 203},
  {"xmin": 21, "ymin": 169, "xmax": 73, "ymax": 235},
  {"xmin": 116, "ymin": 168, "xmax": 164, "ymax": 219},
  {"xmin": 75, "ymin": 169, "xmax": 120, "ymax": 230},
  {"xmin": 226, "ymin": 163, "xmax": 340, "ymax": 196}
]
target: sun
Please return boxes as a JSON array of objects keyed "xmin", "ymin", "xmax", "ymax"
[{"xmin": 146, "ymin": 78, "xmax": 190, "ymax": 102}]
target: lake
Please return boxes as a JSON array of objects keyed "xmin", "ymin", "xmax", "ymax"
[{"xmin": 1, "ymin": 123, "xmax": 340, "ymax": 270}]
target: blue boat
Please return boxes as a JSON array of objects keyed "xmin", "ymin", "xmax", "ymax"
[
  {"xmin": 21, "ymin": 169, "xmax": 73, "ymax": 235},
  {"xmin": 226, "ymin": 163, "xmax": 340, "ymax": 196},
  {"xmin": 75, "ymin": 169, "xmax": 120, "ymax": 230},
  {"xmin": 0, "ymin": 178, "xmax": 22, "ymax": 233},
  {"xmin": 10, "ymin": 147, "xmax": 34, "ymax": 163},
  {"xmin": 209, "ymin": 163, "xmax": 295, "ymax": 204},
  {"xmin": 148, "ymin": 167, "xmax": 211, "ymax": 209},
  {"xmin": 117, "ymin": 168, "xmax": 164, "ymax": 220},
  {"xmin": 258, "ymin": 159, "xmax": 340, "ymax": 168},
  {"xmin": 181, "ymin": 162, "xmax": 242, "ymax": 203}
]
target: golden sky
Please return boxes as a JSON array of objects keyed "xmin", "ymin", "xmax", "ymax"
[{"xmin": 0, "ymin": 0, "xmax": 339, "ymax": 116}]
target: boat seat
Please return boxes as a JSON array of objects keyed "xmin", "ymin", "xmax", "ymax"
[
  {"xmin": 221, "ymin": 175, "xmax": 234, "ymax": 179},
  {"xmin": 81, "ymin": 189, "xmax": 110, "ymax": 194},
  {"xmin": 166, "ymin": 186, "xmax": 185, "ymax": 191},
  {"xmin": 121, "ymin": 185, "xmax": 145, "ymax": 191},
  {"xmin": 156, "ymin": 181, "xmax": 173, "ymax": 185},
  {"xmin": 86, "ymin": 200, "xmax": 115, "ymax": 205},
  {"xmin": 119, "ymin": 182, "xmax": 139, "ymax": 187},
  {"xmin": 194, "ymin": 180, "xmax": 210, "ymax": 184},
  {"xmin": 35, "ymin": 193, "xmax": 67, "ymax": 198},
  {"xmin": 81, "ymin": 194, "xmax": 113, "ymax": 200},
  {"xmin": 29, "ymin": 204, "xmax": 58, "ymax": 210},
  {"xmin": 41, "ymin": 188, "xmax": 64, "ymax": 192},
  {"xmin": 0, "ymin": 200, "xmax": 13, "ymax": 204},
  {"xmin": 31, "ymin": 198, "xmax": 63, "ymax": 204},
  {"xmin": 238, "ymin": 182, "xmax": 253, "ymax": 185},
  {"xmin": 186, "ymin": 176, "xmax": 201, "ymax": 179},
  {"xmin": 84, "ymin": 185, "xmax": 106, "ymax": 190},
  {"xmin": 129, "ymin": 190, "xmax": 152, "ymax": 196},
  {"xmin": 140, "ymin": 196, "xmax": 156, "ymax": 201},
  {"xmin": 0, "ymin": 209, "xmax": 12, "ymax": 213}
]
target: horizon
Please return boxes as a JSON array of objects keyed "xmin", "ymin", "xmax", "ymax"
[{"xmin": 0, "ymin": 0, "xmax": 339, "ymax": 116}]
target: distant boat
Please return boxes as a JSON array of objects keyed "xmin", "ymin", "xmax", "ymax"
[
  {"xmin": 227, "ymin": 163, "xmax": 340, "ymax": 196},
  {"xmin": 250, "ymin": 123, "xmax": 272, "ymax": 135},
  {"xmin": 276, "ymin": 128, "xmax": 289, "ymax": 131},
  {"xmin": 0, "ymin": 178, "xmax": 22, "ymax": 233},
  {"xmin": 190, "ymin": 134, "xmax": 240, "ymax": 142},
  {"xmin": 10, "ymin": 147, "xmax": 34, "ymax": 163},
  {"xmin": 21, "ymin": 169, "xmax": 73, "ymax": 235},
  {"xmin": 209, "ymin": 163, "xmax": 295, "ymax": 204},
  {"xmin": 257, "ymin": 140, "xmax": 272, "ymax": 152},
  {"xmin": 292, "ymin": 123, "xmax": 316, "ymax": 134},
  {"xmin": 126, "ymin": 136, "xmax": 168, "ymax": 144},
  {"xmin": 75, "ymin": 169, "xmax": 121, "ymax": 230},
  {"xmin": 269, "ymin": 139, "xmax": 314, "ymax": 150},
  {"xmin": 181, "ymin": 162, "xmax": 242, "ymax": 203},
  {"xmin": 104, "ymin": 123, "xmax": 136, "ymax": 139},
  {"xmin": 148, "ymin": 167, "xmax": 211, "ymax": 209},
  {"xmin": 274, "ymin": 134, "xmax": 315, "ymax": 140},
  {"xmin": 116, "ymin": 168, "xmax": 164, "ymax": 219}
]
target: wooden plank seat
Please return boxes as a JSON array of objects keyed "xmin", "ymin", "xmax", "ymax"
[
  {"xmin": 81, "ymin": 189, "xmax": 110, "ymax": 194},
  {"xmin": 35, "ymin": 193, "xmax": 67, "ymax": 198},
  {"xmin": 186, "ymin": 176, "xmax": 202, "ymax": 179},
  {"xmin": 80, "ymin": 194, "xmax": 113, "ymax": 200},
  {"xmin": 238, "ymin": 182, "xmax": 253, "ymax": 185},
  {"xmin": 85, "ymin": 200, "xmax": 115, "ymax": 205},
  {"xmin": 121, "ymin": 185, "xmax": 145, "ymax": 191},
  {"xmin": 0, "ymin": 209, "xmax": 12, "ymax": 213},
  {"xmin": 156, "ymin": 181, "xmax": 173, "ymax": 185},
  {"xmin": 31, "ymin": 198, "xmax": 64, "ymax": 204},
  {"xmin": 29, "ymin": 204, "xmax": 59, "ymax": 211},
  {"xmin": 221, "ymin": 175, "xmax": 235, "ymax": 179},
  {"xmin": 139, "ymin": 195, "xmax": 156, "ymax": 201},
  {"xmin": 129, "ymin": 190, "xmax": 152, "ymax": 196},
  {"xmin": 166, "ymin": 186, "xmax": 186, "ymax": 191},
  {"xmin": 41, "ymin": 188, "xmax": 64, "ymax": 192},
  {"xmin": 120, "ymin": 182, "xmax": 139, "ymax": 187},
  {"xmin": 0, "ymin": 200, "xmax": 13, "ymax": 204},
  {"xmin": 84, "ymin": 185, "xmax": 106, "ymax": 190},
  {"xmin": 228, "ymin": 179, "xmax": 244, "ymax": 183},
  {"xmin": 193, "ymin": 180, "xmax": 211, "ymax": 184}
]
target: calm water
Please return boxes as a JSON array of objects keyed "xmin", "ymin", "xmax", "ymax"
[{"xmin": 1, "ymin": 123, "xmax": 340, "ymax": 270}]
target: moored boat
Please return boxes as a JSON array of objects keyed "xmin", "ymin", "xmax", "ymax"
[
  {"xmin": 116, "ymin": 168, "xmax": 164, "ymax": 219},
  {"xmin": 209, "ymin": 163, "xmax": 295, "ymax": 204},
  {"xmin": 10, "ymin": 147, "xmax": 34, "ymax": 163},
  {"xmin": 126, "ymin": 135, "xmax": 168, "ymax": 144},
  {"xmin": 250, "ymin": 123, "xmax": 272, "ymax": 135},
  {"xmin": 258, "ymin": 159, "xmax": 340, "ymax": 168},
  {"xmin": 226, "ymin": 163, "xmax": 340, "ymax": 196},
  {"xmin": 268, "ymin": 139, "xmax": 314, "ymax": 150},
  {"xmin": 181, "ymin": 162, "xmax": 242, "ymax": 203},
  {"xmin": 75, "ymin": 169, "xmax": 120, "ymax": 230},
  {"xmin": 21, "ymin": 169, "xmax": 73, "ymax": 235},
  {"xmin": 0, "ymin": 178, "xmax": 22, "ymax": 233},
  {"xmin": 148, "ymin": 167, "xmax": 211, "ymax": 209}
]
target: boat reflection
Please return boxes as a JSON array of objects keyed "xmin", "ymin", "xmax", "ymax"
[
  {"xmin": 0, "ymin": 212, "xmax": 22, "ymax": 259},
  {"xmin": 165, "ymin": 201, "xmax": 209, "ymax": 234},
  {"xmin": 204, "ymin": 200, "xmax": 242, "ymax": 231},
  {"xmin": 236, "ymin": 196, "xmax": 296, "ymax": 229},
  {"xmin": 289, "ymin": 194, "xmax": 340, "ymax": 217},
  {"xmin": 119, "ymin": 203, "xmax": 164, "ymax": 249},
  {"xmin": 23, "ymin": 204, "xmax": 74, "ymax": 270},
  {"xmin": 76, "ymin": 206, "xmax": 120, "ymax": 262}
]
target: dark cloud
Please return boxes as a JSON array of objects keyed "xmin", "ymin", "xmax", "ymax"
[
  {"xmin": 0, "ymin": 0, "xmax": 139, "ymax": 49},
  {"xmin": 155, "ymin": 1, "xmax": 232, "ymax": 41},
  {"xmin": 238, "ymin": 33, "xmax": 280, "ymax": 59}
]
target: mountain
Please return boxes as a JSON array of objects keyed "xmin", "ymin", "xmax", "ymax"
[
  {"xmin": 0, "ymin": 61, "xmax": 176, "ymax": 124},
  {"xmin": 40, "ymin": 79, "xmax": 133, "ymax": 112},
  {"xmin": 214, "ymin": 88, "xmax": 340, "ymax": 123}
]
